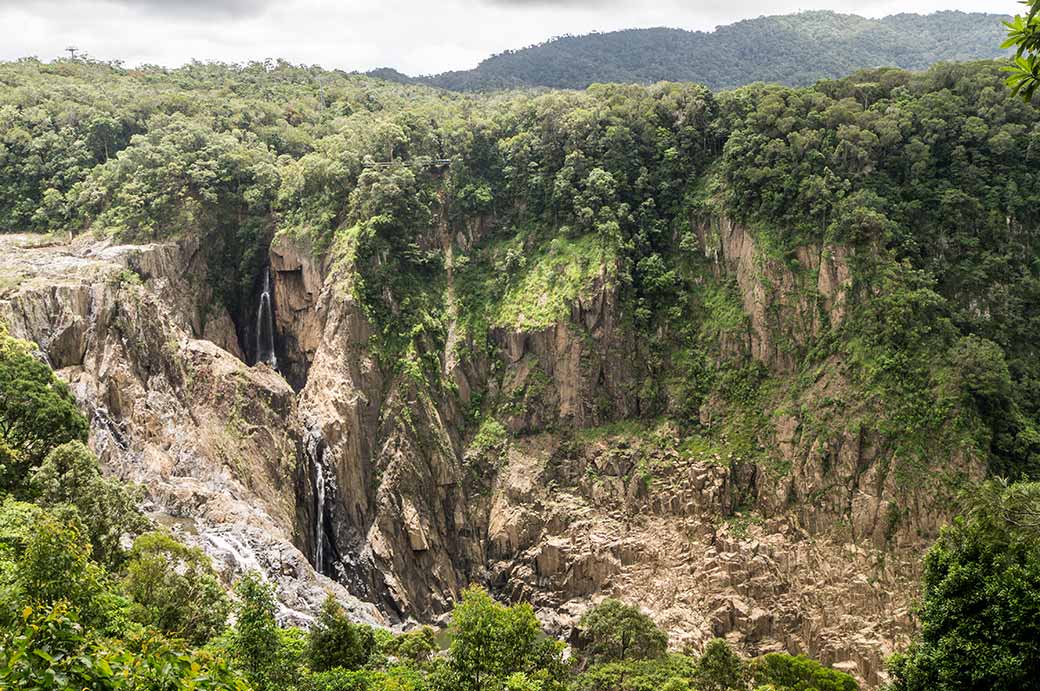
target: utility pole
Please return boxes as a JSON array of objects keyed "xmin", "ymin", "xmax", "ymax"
[{"xmin": 65, "ymin": 46, "xmax": 79, "ymax": 60}]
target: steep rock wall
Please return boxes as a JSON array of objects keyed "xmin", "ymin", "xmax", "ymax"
[
  {"xmin": 263, "ymin": 218, "xmax": 971, "ymax": 686},
  {"xmin": 0, "ymin": 233, "xmax": 381, "ymax": 627}
]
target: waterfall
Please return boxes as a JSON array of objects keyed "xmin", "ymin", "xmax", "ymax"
[
  {"xmin": 204, "ymin": 530, "xmax": 265, "ymax": 577},
  {"xmin": 256, "ymin": 267, "xmax": 277, "ymax": 369},
  {"xmin": 314, "ymin": 457, "xmax": 325, "ymax": 573},
  {"xmin": 303, "ymin": 432, "xmax": 328, "ymax": 578}
]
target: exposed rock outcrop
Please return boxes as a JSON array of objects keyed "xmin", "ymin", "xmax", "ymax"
[
  {"xmin": 270, "ymin": 233, "xmax": 327, "ymax": 388},
  {"xmin": 0, "ymin": 233, "xmax": 382, "ymax": 627},
  {"xmin": 258, "ymin": 220, "xmax": 950, "ymax": 687}
]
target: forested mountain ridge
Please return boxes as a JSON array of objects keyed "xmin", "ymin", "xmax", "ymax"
[
  {"xmin": 1, "ymin": 52, "xmax": 1040, "ymax": 690},
  {"xmin": 368, "ymin": 11, "xmax": 1011, "ymax": 91}
]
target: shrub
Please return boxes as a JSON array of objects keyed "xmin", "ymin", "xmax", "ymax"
[
  {"xmin": 122, "ymin": 531, "xmax": 230, "ymax": 645},
  {"xmin": 308, "ymin": 595, "xmax": 377, "ymax": 672},
  {"xmin": 577, "ymin": 598, "xmax": 668, "ymax": 665}
]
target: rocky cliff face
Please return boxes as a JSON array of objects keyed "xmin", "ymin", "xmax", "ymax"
[
  {"xmin": 2, "ymin": 215, "xmax": 979, "ymax": 687},
  {"xmin": 0, "ymin": 233, "xmax": 382, "ymax": 627},
  {"xmin": 263, "ymin": 216, "xmax": 977, "ymax": 687}
]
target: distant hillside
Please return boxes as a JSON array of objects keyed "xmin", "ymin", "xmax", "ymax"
[{"xmin": 370, "ymin": 10, "xmax": 1011, "ymax": 91}]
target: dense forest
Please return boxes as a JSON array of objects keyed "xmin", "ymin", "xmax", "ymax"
[
  {"xmin": 2, "ymin": 56, "xmax": 1038, "ymax": 481},
  {"xmin": 369, "ymin": 11, "xmax": 1011, "ymax": 91},
  {"xmin": 1, "ymin": 17, "xmax": 1040, "ymax": 689}
]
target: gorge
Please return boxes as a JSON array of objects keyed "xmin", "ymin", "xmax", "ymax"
[{"xmin": 1, "ymin": 52, "xmax": 1038, "ymax": 690}]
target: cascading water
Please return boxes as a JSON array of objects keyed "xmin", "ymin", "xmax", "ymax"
[
  {"xmin": 256, "ymin": 268, "xmax": 277, "ymax": 369},
  {"xmin": 305, "ymin": 431, "xmax": 330, "ymax": 576},
  {"xmin": 314, "ymin": 458, "xmax": 325, "ymax": 573}
]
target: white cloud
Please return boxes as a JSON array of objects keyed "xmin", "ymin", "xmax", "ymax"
[{"xmin": 0, "ymin": 0, "xmax": 1020, "ymax": 75}]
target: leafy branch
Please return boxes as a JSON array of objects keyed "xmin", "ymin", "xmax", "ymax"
[{"xmin": 1002, "ymin": 0, "xmax": 1040, "ymax": 101}]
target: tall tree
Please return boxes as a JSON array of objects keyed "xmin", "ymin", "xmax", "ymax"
[
  {"xmin": 577, "ymin": 598, "xmax": 668, "ymax": 665},
  {"xmin": 307, "ymin": 596, "xmax": 376, "ymax": 672},
  {"xmin": 436, "ymin": 586, "xmax": 566, "ymax": 691}
]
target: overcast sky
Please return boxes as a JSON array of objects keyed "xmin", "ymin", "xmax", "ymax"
[{"xmin": 0, "ymin": 0, "xmax": 1019, "ymax": 76}]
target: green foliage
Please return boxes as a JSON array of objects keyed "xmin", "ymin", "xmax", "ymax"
[
  {"xmin": 693, "ymin": 639, "xmax": 747, "ymax": 691},
  {"xmin": 472, "ymin": 417, "xmax": 508, "ymax": 455},
  {"xmin": 750, "ymin": 653, "xmax": 858, "ymax": 691},
  {"xmin": 887, "ymin": 480, "xmax": 1040, "ymax": 691},
  {"xmin": 493, "ymin": 234, "xmax": 611, "ymax": 331},
  {"xmin": 308, "ymin": 596, "xmax": 377, "ymax": 673},
  {"xmin": 436, "ymin": 586, "xmax": 567, "ymax": 691},
  {"xmin": 388, "ymin": 626, "xmax": 437, "ymax": 666},
  {"xmin": 715, "ymin": 62, "xmax": 1040, "ymax": 478},
  {"xmin": 0, "ymin": 601, "xmax": 248, "ymax": 691},
  {"xmin": 122, "ymin": 531, "xmax": 230, "ymax": 646},
  {"xmin": 299, "ymin": 666, "xmax": 428, "ymax": 691},
  {"xmin": 570, "ymin": 654, "xmax": 697, "ymax": 691},
  {"xmin": 1002, "ymin": 0, "xmax": 1040, "ymax": 101},
  {"xmin": 105, "ymin": 114, "xmax": 272, "ymax": 232},
  {"xmin": 370, "ymin": 11, "xmax": 1009, "ymax": 92},
  {"xmin": 15, "ymin": 508, "xmax": 105, "ymax": 619},
  {"xmin": 30, "ymin": 441, "xmax": 146, "ymax": 568},
  {"xmin": 76, "ymin": 112, "xmax": 280, "ymax": 317},
  {"xmin": 576, "ymin": 598, "xmax": 668, "ymax": 665},
  {"xmin": 0, "ymin": 325, "xmax": 88, "ymax": 491},
  {"xmin": 231, "ymin": 572, "xmax": 303, "ymax": 691}
]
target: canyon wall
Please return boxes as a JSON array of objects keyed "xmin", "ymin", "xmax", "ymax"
[
  {"xmin": 0, "ymin": 233, "xmax": 382, "ymax": 627},
  {"xmin": 0, "ymin": 216, "xmax": 983, "ymax": 687}
]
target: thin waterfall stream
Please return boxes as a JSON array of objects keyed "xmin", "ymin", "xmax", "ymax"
[
  {"xmin": 314, "ymin": 458, "xmax": 325, "ymax": 572},
  {"xmin": 305, "ymin": 431, "xmax": 329, "ymax": 576},
  {"xmin": 256, "ymin": 267, "xmax": 277, "ymax": 369}
]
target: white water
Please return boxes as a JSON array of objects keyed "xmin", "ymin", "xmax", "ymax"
[
  {"xmin": 256, "ymin": 268, "xmax": 277, "ymax": 369},
  {"xmin": 205, "ymin": 530, "xmax": 265, "ymax": 577},
  {"xmin": 202, "ymin": 529, "xmax": 315, "ymax": 626},
  {"xmin": 314, "ymin": 457, "xmax": 325, "ymax": 573}
]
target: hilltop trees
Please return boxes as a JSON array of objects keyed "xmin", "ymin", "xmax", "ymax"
[{"xmin": 369, "ymin": 12, "xmax": 1009, "ymax": 92}]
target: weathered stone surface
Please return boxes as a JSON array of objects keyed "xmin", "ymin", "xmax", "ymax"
[
  {"xmin": 270, "ymin": 232, "xmax": 327, "ymax": 386},
  {"xmin": 0, "ymin": 233, "xmax": 381, "ymax": 628}
]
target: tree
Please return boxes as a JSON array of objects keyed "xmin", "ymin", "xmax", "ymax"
[
  {"xmin": 0, "ymin": 600, "xmax": 250, "ymax": 691},
  {"xmin": 693, "ymin": 639, "xmax": 747, "ymax": 691},
  {"xmin": 437, "ymin": 586, "xmax": 566, "ymax": 691},
  {"xmin": 307, "ymin": 595, "xmax": 376, "ymax": 672},
  {"xmin": 577, "ymin": 598, "xmax": 668, "ymax": 665},
  {"xmin": 569, "ymin": 655, "xmax": 698, "ymax": 691},
  {"xmin": 30, "ymin": 440, "xmax": 146, "ymax": 567},
  {"xmin": 122, "ymin": 531, "xmax": 230, "ymax": 645},
  {"xmin": 1, "ymin": 503, "xmax": 107, "ymax": 625},
  {"xmin": 750, "ymin": 653, "xmax": 857, "ymax": 691},
  {"xmin": 1003, "ymin": 0, "xmax": 1040, "ymax": 101},
  {"xmin": 386, "ymin": 625, "xmax": 437, "ymax": 666},
  {"xmin": 231, "ymin": 573, "xmax": 298, "ymax": 690},
  {"xmin": 0, "ymin": 326, "xmax": 88, "ymax": 491},
  {"xmin": 887, "ymin": 480, "xmax": 1040, "ymax": 691}
]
